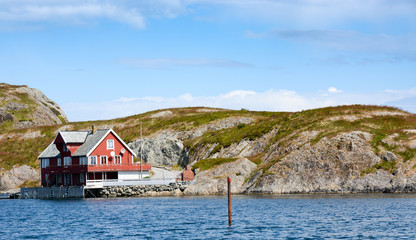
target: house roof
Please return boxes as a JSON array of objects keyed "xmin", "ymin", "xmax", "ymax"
[
  {"xmin": 39, "ymin": 128, "xmax": 137, "ymax": 159},
  {"xmin": 38, "ymin": 143, "xmax": 61, "ymax": 159},
  {"xmin": 59, "ymin": 131, "xmax": 90, "ymax": 143},
  {"xmin": 72, "ymin": 129, "xmax": 109, "ymax": 157}
]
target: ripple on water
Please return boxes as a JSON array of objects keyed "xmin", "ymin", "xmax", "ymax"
[{"xmin": 2, "ymin": 195, "xmax": 416, "ymax": 239}]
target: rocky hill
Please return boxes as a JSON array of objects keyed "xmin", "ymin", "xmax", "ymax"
[
  {"xmin": 0, "ymin": 83, "xmax": 68, "ymax": 130},
  {"xmin": 127, "ymin": 107, "xmax": 416, "ymax": 195},
  {"xmin": 0, "ymin": 83, "xmax": 68, "ymax": 191},
  {"xmin": 1, "ymin": 87, "xmax": 416, "ymax": 194}
]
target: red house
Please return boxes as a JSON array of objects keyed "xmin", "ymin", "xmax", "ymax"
[{"xmin": 38, "ymin": 128, "xmax": 151, "ymax": 188}]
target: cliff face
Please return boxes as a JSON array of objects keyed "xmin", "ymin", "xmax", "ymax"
[
  {"xmin": 128, "ymin": 108, "xmax": 416, "ymax": 195},
  {"xmin": 0, "ymin": 83, "xmax": 68, "ymax": 130}
]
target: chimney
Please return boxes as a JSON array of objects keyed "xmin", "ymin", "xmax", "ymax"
[{"xmin": 92, "ymin": 125, "xmax": 96, "ymax": 134}]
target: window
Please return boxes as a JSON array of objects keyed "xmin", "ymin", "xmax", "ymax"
[
  {"xmin": 63, "ymin": 144, "xmax": 69, "ymax": 152},
  {"xmin": 101, "ymin": 156, "xmax": 108, "ymax": 165},
  {"xmin": 57, "ymin": 174, "xmax": 62, "ymax": 184},
  {"xmin": 80, "ymin": 173, "xmax": 85, "ymax": 183},
  {"xmin": 57, "ymin": 158, "xmax": 61, "ymax": 166},
  {"xmin": 64, "ymin": 157, "xmax": 72, "ymax": 166},
  {"xmin": 42, "ymin": 159, "xmax": 49, "ymax": 168},
  {"xmin": 115, "ymin": 155, "xmax": 121, "ymax": 165},
  {"xmin": 107, "ymin": 139, "xmax": 114, "ymax": 150},
  {"xmin": 80, "ymin": 157, "xmax": 88, "ymax": 165},
  {"xmin": 90, "ymin": 156, "xmax": 97, "ymax": 165}
]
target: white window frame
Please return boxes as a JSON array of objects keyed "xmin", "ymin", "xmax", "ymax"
[
  {"xmin": 57, "ymin": 158, "xmax": 61, "ymax": 166},
  {"xmin": 80, "ymin": 157, "xmax": 88, "ymax": 165},
  {"xmin": 42, "ymin": 159, "xmax": 49, "ymax": 168},
  {"xmin": 115, "ymin": 155, "xmax": 121, "ymax": 165},
  {"xmin": 100, "ymin": 156, "xmax": 108, "ymax": 165},
  {"xmin": 64, "ymin": 157, "xmax": 72, "ymax": 166},
  {"xmin": 90, "ymin": 156, "xmax": 97, "ymax": 165},
  {"xmin": 107, "ymin": 139, "xmax": 114, "ymax": 150}
]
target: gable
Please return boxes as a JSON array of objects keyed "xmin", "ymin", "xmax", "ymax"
[
  {"xmin": 85, "ymin": 130, "xmax": 136, "ymax": 157},
  {"xmin": 72, "ymin": 130, "xmax": 109, "ymax": 157},
  {"xmin": 53, "ymin": 132, "xmax": 65, "ymax": 144}
]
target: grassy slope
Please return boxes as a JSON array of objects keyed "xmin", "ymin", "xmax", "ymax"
[{"xmin": 1, "ymin": 105, "xmax": 416, "ymax": 176}]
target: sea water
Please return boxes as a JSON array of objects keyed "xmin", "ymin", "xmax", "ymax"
[{"xmin": 1, "ymin": 194, "xmax": 416, "ymax": 239}]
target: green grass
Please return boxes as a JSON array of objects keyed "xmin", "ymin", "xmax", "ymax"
[
  {"xmin": 57, "ymin": 115, "xmax": 67, "ymax": 124},
  {"xmin": 187, "ymin": 116, "xmax": 284, "ymax": 155},
  {"xmin": 192, "ymin": 158, "xmax": 237, "ymax": 171},
  {"xmin": 398, "ymin": 147, "xmax": 416, "ymax": 162},
  {"xmin": 0, "ymin": 120, "xmax": 15, "ymax": 132},
  {"xmin": 11, "ymin": 108, "xmax": 34, "ymax": 122},
  {"xmin": 361, "ymin": 160, "xmax": 397, "ymax": 176},
  {"xmin": 15, "ymin": 92, "xmax": 36, "ymax": 106}
]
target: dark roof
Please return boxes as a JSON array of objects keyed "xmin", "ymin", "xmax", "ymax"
[
  {"xmin": 38, "ymin": 143, "xmax": 61, "ymax": 159},
  {"xmin": 72, "ymin": 129, "xmax": 109, "ymax": 157}
]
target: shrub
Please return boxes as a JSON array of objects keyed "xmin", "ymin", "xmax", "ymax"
[{"xmin": 192, "ymin": 158, "xmax": 237, "ymax": 171}]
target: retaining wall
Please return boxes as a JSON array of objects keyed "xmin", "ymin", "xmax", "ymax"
[{"xmin": 92, "ymin": 181, "xmax": 191, "ymax": 198}]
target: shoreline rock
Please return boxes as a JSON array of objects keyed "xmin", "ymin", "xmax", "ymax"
[{"xmin": 91, "ymin": 181, "xmax": 192, "ymax": 198}]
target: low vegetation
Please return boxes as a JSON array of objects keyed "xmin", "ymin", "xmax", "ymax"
[
  {"xmin": 1, "ymin": 104, "xmax": 416, "ymax": 176},
  {"xmin": 361, "ymin": 160, "xmax": 397, "ymax": 176},
  {"xmin": 192, "ymin": 158, "xmax": 238, "ymax": 171}
]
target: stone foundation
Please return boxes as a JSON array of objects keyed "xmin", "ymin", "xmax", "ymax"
[{"xmin": 90, "ymin": 181, "xmax": 192, "ymax": 198}]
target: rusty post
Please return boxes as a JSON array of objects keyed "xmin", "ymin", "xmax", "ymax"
[{"xmin": 228, "ymin": 176, "xmax": 231, "ymax": 226}]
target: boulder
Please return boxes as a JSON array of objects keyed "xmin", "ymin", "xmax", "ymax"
[
  {"xmin": 0, "ymin": 165, "xmax": 40, "ymax": 191},
  {"xmin": 380, "ymin": 151, "xmax": 398, "ymax": 162}
]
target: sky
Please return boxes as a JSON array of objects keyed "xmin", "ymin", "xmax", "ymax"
[{"xmin": 0, "ymin": 0, "xmax": 415, "ymax": 121}]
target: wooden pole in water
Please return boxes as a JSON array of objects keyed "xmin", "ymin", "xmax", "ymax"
[
  {"xmin": 140, "ymin": 122, "xmax": 143, "ymax": 179},
  {"xmin": 228, "ymin": 176, "xmax": 232, "ymax": 226}
]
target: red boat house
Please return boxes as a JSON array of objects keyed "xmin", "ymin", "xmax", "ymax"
[{"xmin": 38, "ymin": 128, "xmax": 151, "ymax": 188}]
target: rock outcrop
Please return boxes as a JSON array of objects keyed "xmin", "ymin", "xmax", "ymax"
[
  {"xmin": 184, "ymin": 158, "xmax": 257, "ymax": 195},
  {"xmin": 0, "ymin": 165, "xmax": 40, "ymax": 191},
  {"xmin": 245, "ymin": 131, "xmax": 380, "ymax": 193},
  {"xmin": 0, "ymin": 83, "xmax": 68, "ymax": 129},
  {"xmin": 129, "ymin": 132, "xmax": 188, "ymax": 166},
  {"xmin": 185, "ymin": 130, "xmax": 416, "ymax": 195},
  {"xmin": 127, "ymin": 117, "xmax": 255, "ymax": 167}
]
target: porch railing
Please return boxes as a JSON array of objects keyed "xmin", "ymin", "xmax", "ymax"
[{"xmin": 85, "ymin": 178, "xmax": 177, "ymax": 189}]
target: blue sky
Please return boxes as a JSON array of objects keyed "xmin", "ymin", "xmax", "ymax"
[{"xmin": 1, "ymin": 0, "xmax": 415, "ymax": 121}]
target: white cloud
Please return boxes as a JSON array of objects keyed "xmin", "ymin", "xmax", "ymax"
[
  {"xmin": 223, "ymin": 90, "xmax": 256, "ymax": 99},
  {"xmin": 0, "ymin": 0, "xmax": 184, "ymax": 28},
  {"xmin": 63, "ymin": 87, "xmax": 416, "ymax": 121},
  {"xmin": 328, "ymin": 87, "xmax": 342, "ymax": 93},
  {"xmin": 1, "ymin": 0, "xmax": 415, "ymax": 29}
]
